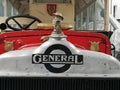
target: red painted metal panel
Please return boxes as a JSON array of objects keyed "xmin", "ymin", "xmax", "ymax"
[{"xmin": 0, "ymin": 30, "xmax": 111, "ymax": 55}]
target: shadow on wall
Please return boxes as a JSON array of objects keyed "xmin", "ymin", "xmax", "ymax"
[{"xmin": 9, "ymin": 0, "xmax": 29, "ymax": 15}]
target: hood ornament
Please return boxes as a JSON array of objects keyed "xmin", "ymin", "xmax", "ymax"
[
  {"xmin": 40, "ymin": 12, "xmax": 66, "ymax": 42},
  {"xmin": 50, "ymin": 12, "xmax": 66, "ymax": 37}
]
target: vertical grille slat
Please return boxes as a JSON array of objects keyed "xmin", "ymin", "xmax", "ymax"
[{"xmin": 0, "ymin": 77, "xmax": 120, "ymax": 90}]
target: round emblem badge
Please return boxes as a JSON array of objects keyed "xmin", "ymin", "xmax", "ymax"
[{"xmin": 44, "ymin": 44, "xmax": 71, "ymax": 73}]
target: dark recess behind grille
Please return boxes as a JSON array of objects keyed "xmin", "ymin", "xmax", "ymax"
[{"xmin": 0, "ymin": 77, "xmax": 120, "ymax": 90}]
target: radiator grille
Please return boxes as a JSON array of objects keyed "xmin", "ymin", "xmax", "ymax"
[{"xmin": 0, "ymin": 77, "xmax": 120, "ymax": 90}]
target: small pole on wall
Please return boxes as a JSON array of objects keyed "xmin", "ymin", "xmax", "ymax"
[{"xmin": 104, "ymin": 0, "xmax": 109, "ymax": 31}]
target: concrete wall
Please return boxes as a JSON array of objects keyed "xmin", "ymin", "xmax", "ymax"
[{"xmin": 111, "ymin": 0, "xmax": 120, "ymax": 19}]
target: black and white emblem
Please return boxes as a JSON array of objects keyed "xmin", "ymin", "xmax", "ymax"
[{"xmin": 32, "ymin": 44, "xmax": 83, "ymax": 73}]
